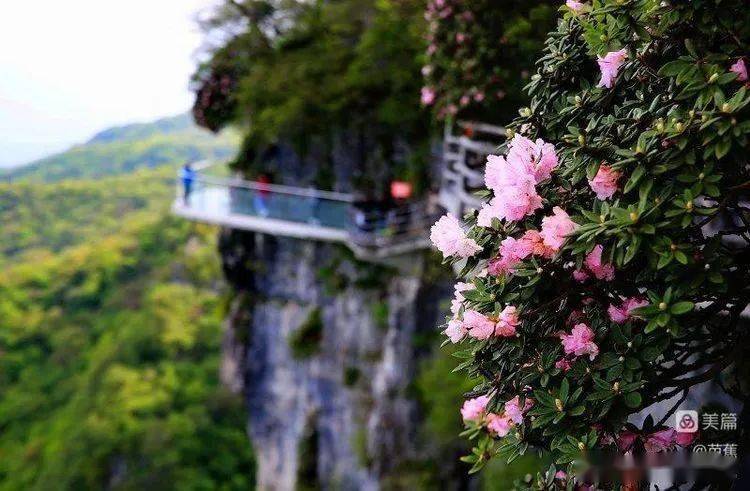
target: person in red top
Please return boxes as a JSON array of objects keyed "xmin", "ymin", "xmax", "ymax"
[{"xmin": 254, "ymin": 174, "xmax": 271, "ymax": 216}]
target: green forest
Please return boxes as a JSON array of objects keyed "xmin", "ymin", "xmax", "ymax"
[{"xmin": 0, "ymin": 169, "xmax": 256, "ymax": 490}]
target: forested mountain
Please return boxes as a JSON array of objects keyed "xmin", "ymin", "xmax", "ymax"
[
  {"xmin": 0, "ymin": 169, "xmax": 255, "ymax": 490},
  {"xmin": 0, "ymin": 169, "xmax": 172, "ymax": 264},
  {"xmin": 4, "ymin": 114, "xmax": 237, "ymax": 183}
]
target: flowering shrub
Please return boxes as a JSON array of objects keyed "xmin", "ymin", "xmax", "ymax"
[
  {"xmin": 432, "ymin": 0, "xmax": 750, "ymax": 482},
  {"xmin": 421, "ymin": 0, "xmax": 556, "ymax": 124}
]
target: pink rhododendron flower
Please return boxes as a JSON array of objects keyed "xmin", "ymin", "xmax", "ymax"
[
  {"xmin": 555, "ymin": 470, "xmax": 568, "ymax": 480},
  {"xmin": 489, "ymin": 235, "xmax": 531, "ymax": 275},
  {"xmin": 504, "ymin": 396, "xmax": 533, "ymax": 424},
  {"xmin": 483, "ymin": 155, "xmax": 532, "ymax": 195},
  {"xmin": 430, "ymin": 214, "xmax": 482, "ymax": 258},
  {"xmin": 597, "ymin": 49, "xmax": 628, "ymax": 88},
  {"xmin": 444, "ymin": 318, "xmax": 467, "ymax": 343},
  {"xmin": 505, "ymin": 134, "xmax": 559, "ymax": 183},
  {"xmin": 540, "ymin": 207, "xmax": 577, "ymax": 251},
  {"xmin": 496, "ymin": 306, "xmax": 520, "ymax": 337},
  {"xmin": 560, "ymin": 323, "xmax": 599, "ymax": 360},
  {"xmin": 450, "ymin": 282, "xmax": 475, "ymax": 315},
  {"xmin": 617, "ymin": 430, "xmax": 638, "ymax": 452},
  {"xmin": 588, "ymin": 164, "xmax": 622, "ymax": 199},
  {"xmin": 522, "ymin": 230, "xmax": 556, "ymax": 258},
  {"xmin": 607, "ymin": 297, "xmax": 648, "ymax": 324},
  {"xmin": 731, "ymin": 59, "xmax": 748, "ymax": 82},
  {"xmin": 460, "ymin": 94, "xmax": 470, "ymax": 106},
  {"xmin": 477, "ymin": 180, "xmax": 543, "ymax": 225},
  {"xmin": 421, "ymin": 65, "xmax": 433, "ymax": 76},
  {"xmin": 572, "ymin": 269, "xmax": 589, "ymax": 282},
  {"xmin": 555, "ymin": 358, "xmax": 572, "ymax": 371},
  {"xmin": 489, "ymin": 230, "xmax": 556, "ymax": 276},
  {"xmin": 464, "ymin": 310, "xmax": 497, "ymax": 340},
  {"xmin": 566, "ymin": 0, "xmax": 585, "ymax": 13},
  {"xmin": 644, "ymin": 429, "xmax": 676, "ymax": 452},
  {"xmin": 486, "ymin": 413, "xmax": 513, "ymax": 437},
  {"xmin": 483, "ymin": 135, "xmax": 558, "ymax": 193},
  {"xmin": 421, "ymin": 86, "xmax": 436, "ymax": 106},
  {"xmin": 474, "ymin": 91, "xmax": 485, "ymax": 102},
  {"xmin": 584, "ymin": 245, "xmax": 615, "ymax": 281},
  {"xmin": 461, "ymin": 395, "xmax": 489, "ymax": 422}
]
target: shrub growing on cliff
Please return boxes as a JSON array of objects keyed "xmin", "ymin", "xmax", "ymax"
[
  {"xmin": 193, "ymin": 0, "xmax": 428, "ymax": 185},
  {"xmin": 421, "ymin": 0, "xmax": 556, "ymax": 124},
  {"xmin": 433, "ymin": 0, "xmax": 750, "ymax": 484}
]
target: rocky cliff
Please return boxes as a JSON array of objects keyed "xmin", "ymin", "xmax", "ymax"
[{"xmin": 218, "ymin": 225, "xmax": 450, "ymax": 490}]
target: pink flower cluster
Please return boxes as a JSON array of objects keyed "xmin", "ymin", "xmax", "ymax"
[
  {"xmin": 487, "ymin": 207, "xmax": 576, "ymax": 276},
  {"xmin": 617, "ymin": 428, "xmax": 697, "ymax": 453},
  {"xmin": 489, "ymin": 230, "xmax": 552, "ymax": 275},
  {"xmin": 458, "ymin": 306, "xmax": 520, "ymax": 341},
  {"xmin": 573, "ymin": 245, "xmax": 615, "ymax": 282},
  {"xmin": 588, "ymin": 164, "xmax": 621, "ymax": 200},
  {"xmin": 539, "ymin": 207, "xmax": 577, "ymax": 250},
  {"xmin": 731, "ymin": 59, "xmax": 748, "ymax": 82},
  {"xmin": 443, "ymin": 282, "xmax": 475, "ymax": 342},
  {"xmin": 597, "ymin": 49, "xmax": 628, "ymax": 89},
  {"xmin": 487, "ymin": 396, "xmax": 534, "ymax": 437},
  {"xmin": 430, "ymin": 214, "xmax": 482, "ymax": 258},
  {"xmin": 478, "ymin": 135, "xmax": 559, "ymax": 226},
  {"xmin": 421, "ymin": 86, "xmax": 436, "ymax": 106},
  {"xmin": 460, "ymin": 395, "xmax": 489, "ymax": 422},
  {"xmin": 607, "ymin": 297, "xmax": 648, "ymax": 324},
  {"xmin": 560, "ymin": 323, "xmax": 599, "ymax": 360},
  {"xmin": 462, "ymin": 394, "xmax": 533, "ymax": 438}
]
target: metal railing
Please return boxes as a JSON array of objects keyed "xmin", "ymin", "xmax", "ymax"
[
  {"xmin": 175, "ymin": 162, "xmax": 437, "ymax": 252},
  {"xmin": 439, "ymin": 121, "xmax": 507, "ymax": 218}
]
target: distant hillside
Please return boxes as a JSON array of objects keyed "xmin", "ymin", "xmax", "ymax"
[{"xmin": 5, "ymin": 113, "xmax": 238, "ymax": 183}]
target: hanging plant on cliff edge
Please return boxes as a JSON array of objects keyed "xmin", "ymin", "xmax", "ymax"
[
  {"xmin": 421, "ymin": 0, "xmax": 556, "ymax": 124},
  {"xmin": 432, "ymin": 0, "xmax": 750, "ymax": 487}
]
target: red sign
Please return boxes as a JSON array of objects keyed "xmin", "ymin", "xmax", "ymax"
[{"xmin": 390, "ymin": 181, "xmax": 412, "ymax": 199}]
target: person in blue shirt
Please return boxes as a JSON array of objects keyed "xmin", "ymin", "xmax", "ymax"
[{"xmin": 180, "ymin": 163, "xmax": 196, "ymax": 204}]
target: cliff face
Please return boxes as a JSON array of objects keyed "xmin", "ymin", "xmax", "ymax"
[{"xmin": 219, "ymin": 229, "xmax": 448, "ymax": 490}]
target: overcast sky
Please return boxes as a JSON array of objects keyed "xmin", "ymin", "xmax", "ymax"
[{"xmin": 0, "ymin": 0, "xmax": 219, "ymax": 168}]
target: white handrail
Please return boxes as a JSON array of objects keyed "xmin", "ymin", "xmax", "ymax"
[{"xmin": 192, "ymin": 173, "xmax": 355, "ymax": 202}]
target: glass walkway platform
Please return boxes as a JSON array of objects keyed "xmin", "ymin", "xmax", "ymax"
[{"xmin": 171, "ymin": 167, "xmax": 436, "ymax": 260}]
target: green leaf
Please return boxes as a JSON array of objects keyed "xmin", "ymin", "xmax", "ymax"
[
  {"xmin": 670, "ymin": 301, "xmax": 694, "ymax": 315},
  {"xmin": 623, "ymin": 391, "xmax": 642, "ymax": 408},
  {"xmin": 560, "ymin": 378, "xmax": 569, "ymax": 403},
  {"xmin": 624, "ymin": 165, "xmax": 645, "ymax": 193},
  {"xmin": 568, "ymin": 405, "xmax": 585, "ymax": 416}
]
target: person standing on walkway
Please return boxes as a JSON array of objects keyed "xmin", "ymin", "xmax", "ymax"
[
  {"xmin": 180, "ymin": 163, "xmax": 196, "ymax": 204},
  {"xmin": 254, "ymin": 173, "xmax": 271, "ymax": 217}
]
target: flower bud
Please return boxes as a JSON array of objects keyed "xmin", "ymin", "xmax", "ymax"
[
  {"xmin": 658, "ymin": 302, "xmax": 667, "ymax": 311},
  {"xmin": 555, "ymin": 399, "xmax": 564, "ymax": 411},
  {"xmin": 708, "ymin": 73, "xmax": 719, "ymax": 83},
  {"xmin": 578, "ymin": 134, "xmax": 585, "ymax": 146}
]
